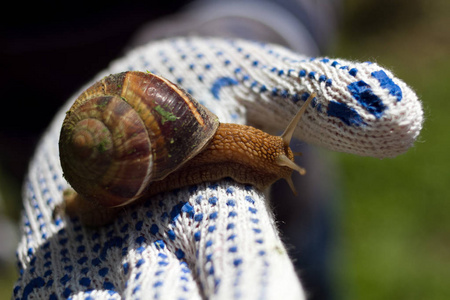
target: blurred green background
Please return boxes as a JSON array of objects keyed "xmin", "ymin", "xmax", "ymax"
[
  {"xmin": 332, "ymin": 0, "xmax": 450, "ymax": 299},
  {"xmin": 1, "ymin": 0, "xmax": 449, "ymax": 298}
]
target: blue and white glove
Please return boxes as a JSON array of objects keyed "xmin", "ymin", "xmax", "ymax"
[{"xmin": 13, "ymin": 37, "xmax": 423, "ymax": 299}]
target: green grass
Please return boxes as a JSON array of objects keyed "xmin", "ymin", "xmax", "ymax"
[{"xmin": 332, "ymin": 0, "xmax": 450, "ymax": 299}]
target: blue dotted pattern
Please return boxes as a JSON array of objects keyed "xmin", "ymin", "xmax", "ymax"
[
  {"xmin": 162, "ymin": 39, "xmax": 399, "ymax": 128},
  {"xmin": 115, "ymin": 37, "xmax": 412, "ymax": 137},
  {"xmin": 259, "ymin": 45, "xmax": 401, "ymax": 125},
  {"xmin": 186, "ymin": 184, "xmax": 271, "ymax": 299},
  {"xmin": 327, "ymin": 101, "xmax": 366, "ymax": 126},
  {"xmin": 122, "ymin": 38, "xmax": 406, "ymax": 131},
  {"xmin": 17, "ymin": 160, "xmax": 296, "ymax": 299},
  {"xmin": 372, "ymin": 70, "xmax": 402, "ymax": 101},
  {"xmin": 16, "ymin": 170, "xmax": 184, "ymax": 299}
]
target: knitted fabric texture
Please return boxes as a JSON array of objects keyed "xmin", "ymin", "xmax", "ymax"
[{"xmin": 14, "ymin": 37, "xmax": 423, "ymax": 299}]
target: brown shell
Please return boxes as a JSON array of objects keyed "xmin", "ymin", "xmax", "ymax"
[{"xmin": 59, "ymin": 71, "xmax": 219, "ymax": 207}]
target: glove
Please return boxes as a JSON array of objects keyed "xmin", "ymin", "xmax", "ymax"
[{"xmin": 13, "ymin": 36, "xmax": 423, "ymax": 299}]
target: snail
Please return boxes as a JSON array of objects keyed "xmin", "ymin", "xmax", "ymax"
[{"xmin": 59, "ymin": 71, "xmax": 314, "ymax": 226}]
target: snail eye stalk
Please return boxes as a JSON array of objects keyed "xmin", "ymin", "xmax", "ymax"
[
  {"xmin": 276, "ymin": 93, "xmax": 315, "ymax": 194},
  {"xmin": 280, "ymin": 93, "xmax": 315, "ymax": 146}
]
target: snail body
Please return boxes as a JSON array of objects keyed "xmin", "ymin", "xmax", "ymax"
[{"xmin": 59, "ymin": 71, "xmax": 312, "ymax": 226}]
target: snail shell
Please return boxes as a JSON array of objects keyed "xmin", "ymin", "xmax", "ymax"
[{"xmin": 59, "ymin": 71, "xmax": 219, "ymax": 208}]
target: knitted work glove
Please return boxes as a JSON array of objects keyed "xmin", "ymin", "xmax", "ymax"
[{"xmin": 13, "ymin": 37, "xmax": 423, "ymax": 300}]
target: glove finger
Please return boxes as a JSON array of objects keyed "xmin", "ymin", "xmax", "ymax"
[
  {"xmin": 17, "ymin": 166, "xmax": 304, "ymax": 299},
  {"xmin": 104, "ymin": 36, "xmax": 423, "ymax": 158},
  {"xmin": 16, "ymin": 151, "xmax": 204, "ymax": 299},
  {"xmin": 112, "ymin": 194, "xmax": 202, "ymax": 300},
  {"xmin": 19, "ymin": 136, "xmax": 305, "ymax": 299},
  {"xmin": 128, "ymin": 181, "xmax": 306, "ymax": 299}
]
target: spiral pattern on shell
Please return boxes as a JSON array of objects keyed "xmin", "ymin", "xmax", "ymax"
[{"xmin": 59, "ymin": 71, "xmax": 219, "ymax": 207}]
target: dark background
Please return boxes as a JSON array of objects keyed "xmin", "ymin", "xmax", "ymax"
[{"xmin": 0, "ymin": 1, "xmax": 193, "ymax": 200}]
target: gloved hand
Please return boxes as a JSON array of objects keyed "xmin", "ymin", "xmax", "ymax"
[{"xmin": 13, "ymin": 37, "xmax": 423, "ymax": 299}]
